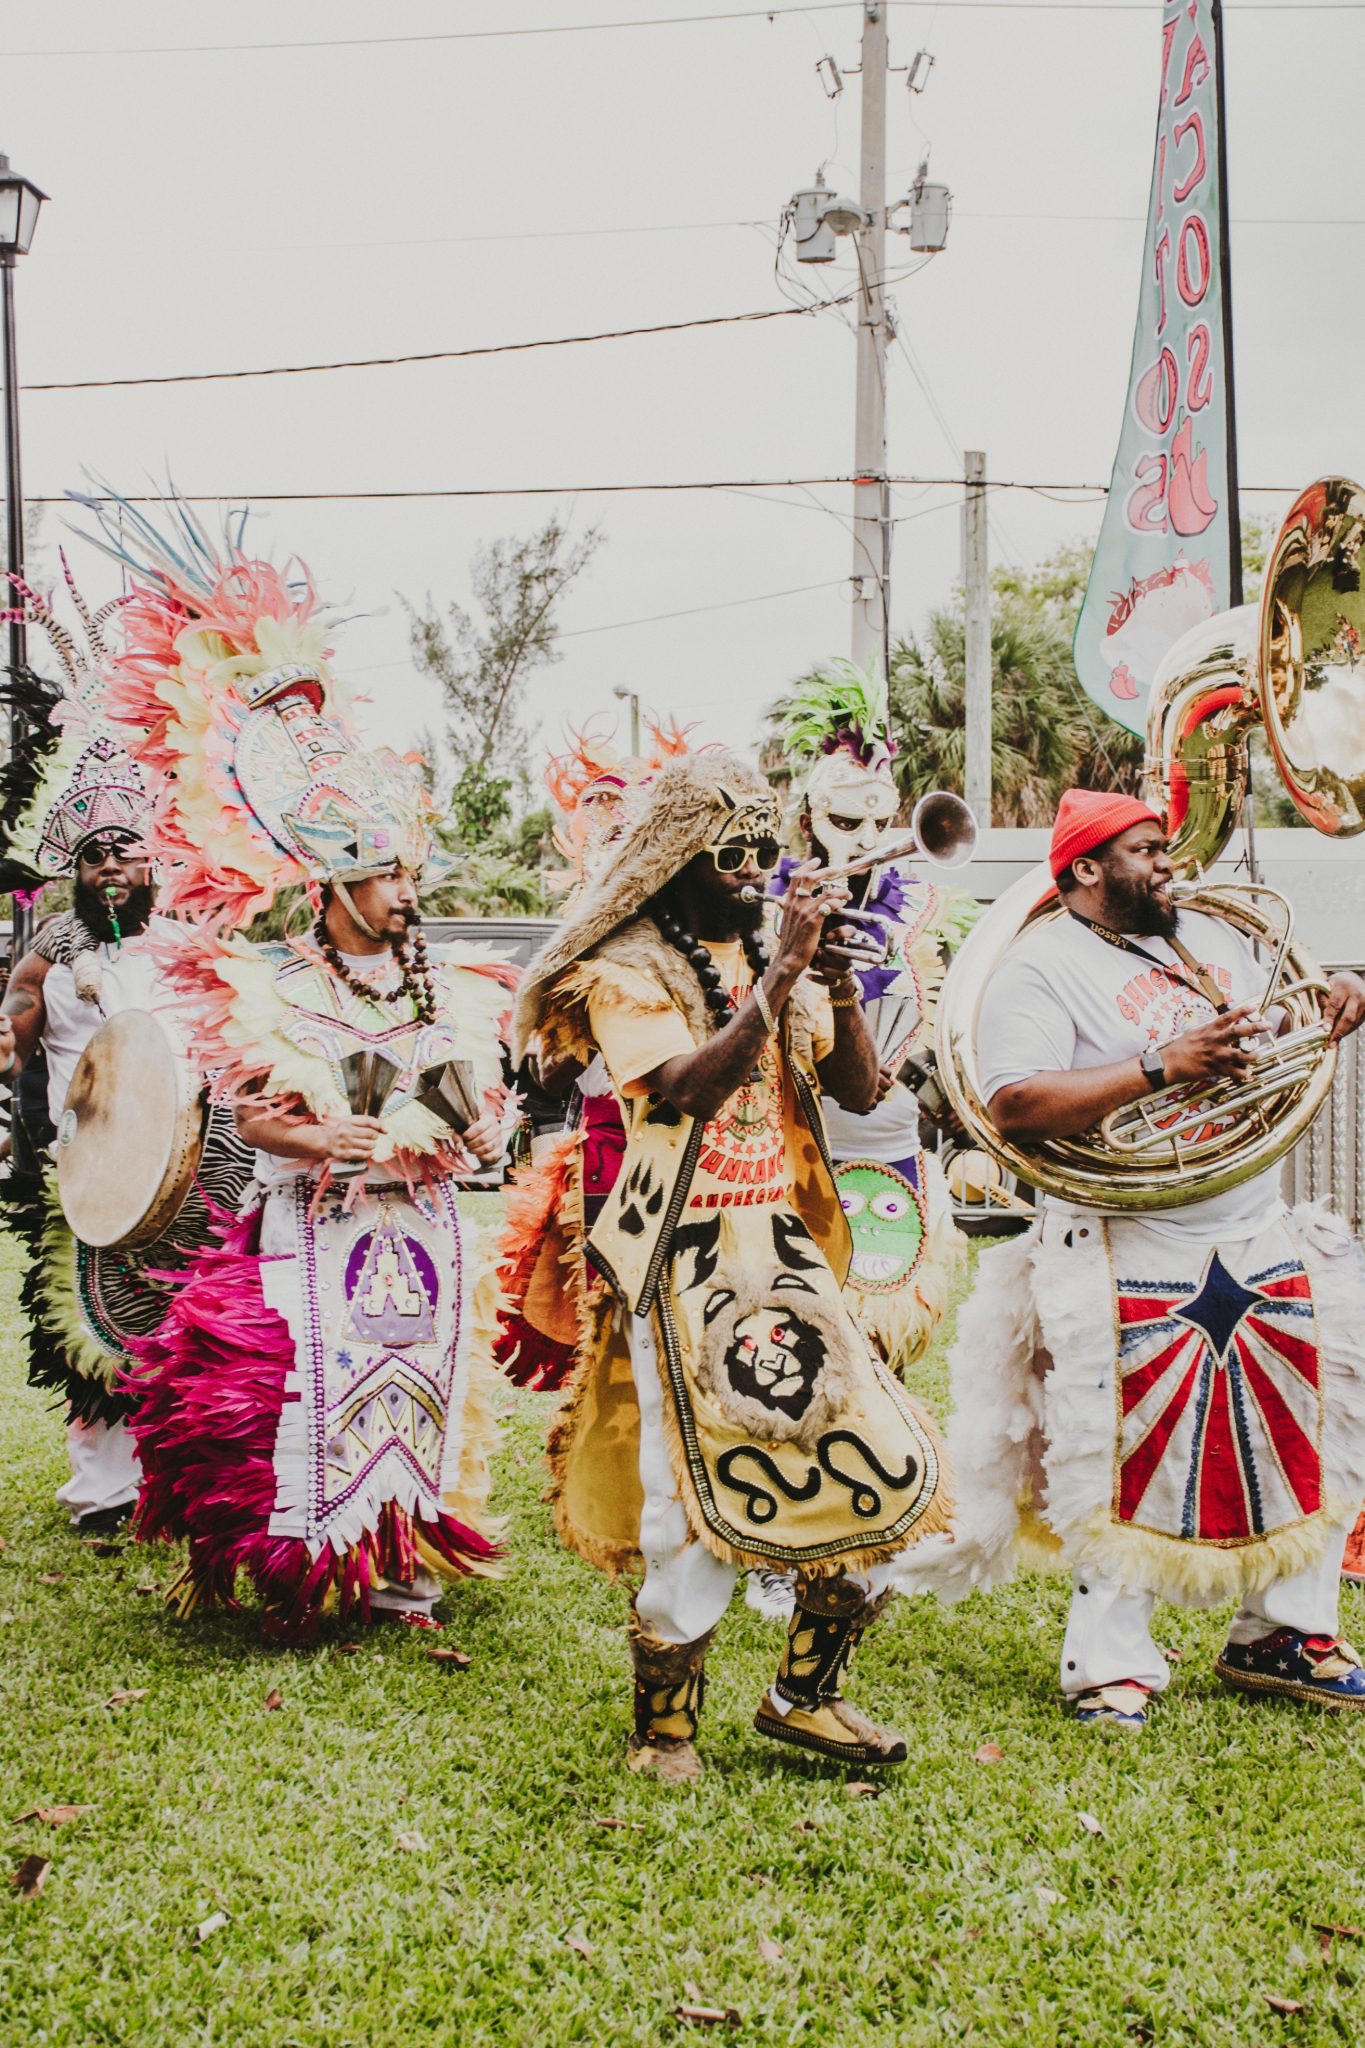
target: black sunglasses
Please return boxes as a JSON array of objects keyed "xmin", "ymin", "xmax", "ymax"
[{"xmin": 78, "ymin": 834, "xmax": 143, "ymax": 863}]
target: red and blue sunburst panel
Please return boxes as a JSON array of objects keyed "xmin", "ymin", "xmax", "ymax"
[{"xmin": 1115, "ymin": 1250, "xmax": 1320, "ymax": 1543}]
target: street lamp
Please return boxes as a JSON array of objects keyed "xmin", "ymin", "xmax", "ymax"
[
  {"xmin": 0, "ymin": 149, "xmax": 46, "ymax": 990},
  {"xmin": 612, "ymin": 684, "xmax": 641, "ymax": 757}
]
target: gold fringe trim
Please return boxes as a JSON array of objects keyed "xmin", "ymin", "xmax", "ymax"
[
  {"xmin": 545, "ymin": 1289, "xmax": 643, "ymax": 1580},
  {"xmin": 539, "ymin": 957, "xmax": 677, "ymax": 1071},
  {"xmin": 1047, "ymin": 1491, "xmax": 1364, "ymax": 1605}
]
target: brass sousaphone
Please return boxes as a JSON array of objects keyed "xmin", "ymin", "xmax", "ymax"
[{"xmin": 935, "ymin": 476, "xmax": 1365, "ymax": 1209}]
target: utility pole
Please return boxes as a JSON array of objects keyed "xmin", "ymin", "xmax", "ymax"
[
  {"xmin": 850, "ymin": 2, "xmax": 890, "ymax": 676},
  {"xmin": 962, "ymin": 450, "xmax": 992, "ymax": 824}
]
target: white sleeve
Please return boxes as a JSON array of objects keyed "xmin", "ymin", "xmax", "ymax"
[{"xmin": 976, "ymin": 951, "xmax": 1080, "ymax": 1102}]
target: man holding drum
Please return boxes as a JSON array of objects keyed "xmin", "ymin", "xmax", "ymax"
[{"xmin": 0, "ymin": 763, "xmax": 161, "ymax": 1530}]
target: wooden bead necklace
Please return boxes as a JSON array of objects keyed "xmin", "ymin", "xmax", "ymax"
[{"xmin": 314, "ymin": 914, "xmax": 438, "ymax": 1026}]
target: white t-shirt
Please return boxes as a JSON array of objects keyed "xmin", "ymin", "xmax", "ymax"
[
  {"xmin": 822, "ymin": 1082, "xmax": 920, "ymax": 1166},
  {"xmin": 976, "ymin": 908, "xmax": 1284, "ymax": 1240},
  {"xmin": 44, "ymin": 936, "xmax": 164, "ymax": 1125}
]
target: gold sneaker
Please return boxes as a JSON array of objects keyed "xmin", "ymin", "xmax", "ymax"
[{"xmin": 753, "ymin": 1689, "xmax": 907, "ymax": 1765}]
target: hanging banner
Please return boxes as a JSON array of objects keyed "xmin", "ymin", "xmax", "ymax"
[{"xmin": 1073, "ymin": 0, "xmax": 1233, "ymax": 739}]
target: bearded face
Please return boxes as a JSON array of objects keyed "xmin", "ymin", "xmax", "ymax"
[{"xmin": 805, "ymin": 753, "xmax": 900, "ymax": 870}]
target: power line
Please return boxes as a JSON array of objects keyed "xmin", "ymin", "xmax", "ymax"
[
  {"xmin": 5, "ymin": 0, "xmax": 1357, "ymax": 57},
  {"xmin": 35, "ymin": 476, "xmax": 1304, "ymax": 505},
  {"xmin": 558, "ymin": 577, "xmax": 848, "ymax": 638},
  {"xmin": 23, "ymin": 296, "xmax": 859, "ymax": 393},
  {"xmin": 2, "ymin": 6, "xmax": 863, "ymax": 59}
]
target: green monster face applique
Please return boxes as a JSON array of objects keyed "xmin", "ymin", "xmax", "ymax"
[{"xmin": 836, "ymin": 1161, "xmax": 926, "ymax": 1294}]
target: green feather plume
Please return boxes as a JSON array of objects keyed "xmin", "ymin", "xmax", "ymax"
[{"xmin": 777, "ymin": 657, "xmax": 892, "ymax": 767}]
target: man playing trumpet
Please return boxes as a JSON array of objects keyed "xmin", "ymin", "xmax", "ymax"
[
  {"xmin": 511, "ymin": 753, "xmax": 951, "ymax": 1781},
  {"xmin": 904, "ymin": 787, "xmax": 1365, "ymax": 1728},
  {"xmin": 771, "ymin": 662, "xmax": 978, "ymax": 1387}
]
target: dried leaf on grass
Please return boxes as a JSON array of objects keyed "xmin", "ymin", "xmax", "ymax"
[
  {"xmin": 10, "ymin": 1855, "xmax": 50, "ymax": 1898},
  {"xmin": 194, "ymin": 1911, "xmax": 229, "ymax": 1946},
  {"xmin": 84, "ymin": 1539, "xmax": 123, "ymax": 1558},
  {"xmin": 13, "ymin": 1805, "xmax": 91, "ymax": 1826},
  {"xmin": 591, "ymin": 1815, "xmax": 644, "ymax": 1832},
  {"xmin": 793, "ymin": 1817, "xmax": 819, "ymax": 1836},
  {"xmin": 1264, "ymin": 1995, "xmax": 1309, "ymax": 2016},
  {"xmin": 425, "ymin": 1647, "xmax": 471, "ymax": 1668},
  {"xmin": 103, "ymin": 1688, "xmax": 147, "ymax": 1708},
  {"xmin": 133, "ymin": 1584, "xmax": 158, "ymax": 1597},
  {"xmin": 38, "ymin": 1573, "xmax": 65, "ymax": 1586},
  {"xmin": 564, "ymin": 1933, "xmax": 594, "ymax": 1959},
  {"xmin": 756, "ymin": 1934, "xmax": 785, "ymax": 1965},
  {"xmin": 395, "ymin": 1828, "xmax": 430, "ymax": 1854},
  {"xmin": 337, "ymin": 1642, "xmax": 364, "ymax": 1655},
  {"xmin": 1312, "ymin": 1922, "xmax": 1361, "ymax": 1941},
  {"xmin": 1076, "ymin": 1811, "xmax": 1103, "ymax": 1837},
  {"xmin": 974, "ymin": 1744, "xmax": 1005, "ymax": 1764},
  {"xmin": 263, "ymin": 1687, "xmax": 284, "ymax": 1712},
  {"xmin": 845, "ymin": 1781, "xmax": 880, "ymax": 1799},
  {"xmin": 674, "ymin": 2004, "xmax": 741, "ymax": 2029}
]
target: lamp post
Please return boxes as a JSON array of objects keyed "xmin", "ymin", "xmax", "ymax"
[
  {"xmin": 612, "ymin": 684, "xmax": 641, "ymax": 757},
  {"xmin": 0, "ymin": 149, "xmax": 47, "ymax": 977}
]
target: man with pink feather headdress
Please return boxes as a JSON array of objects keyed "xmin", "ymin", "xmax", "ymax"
[{"xmin": 78, "ymin": 493, "xmax": 519, "ymax": 1641}]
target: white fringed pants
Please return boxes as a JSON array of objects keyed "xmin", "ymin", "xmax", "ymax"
[{"xmin": 1059, "ymin": 1529, "xmax": 1350, "ymax": 1696}]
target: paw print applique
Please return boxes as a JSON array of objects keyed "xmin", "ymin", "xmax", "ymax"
[{"xmin": 617, "ymin": 1161, "xmax": 664, "ymax": 1237}]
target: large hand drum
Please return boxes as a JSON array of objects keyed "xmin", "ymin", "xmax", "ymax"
[{"xmin": 56, "ymin": 1010, "xmax": 206, "ymax": 1249}]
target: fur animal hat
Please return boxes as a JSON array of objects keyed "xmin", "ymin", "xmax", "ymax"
[{"xmin": 514, "ymin": 748, "xmax": 777, "ymax": 1057}]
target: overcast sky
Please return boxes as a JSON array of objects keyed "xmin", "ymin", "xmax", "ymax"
[{"xmin": 5, "ymin": 0, "xmax": 1362, "ymax": 778}]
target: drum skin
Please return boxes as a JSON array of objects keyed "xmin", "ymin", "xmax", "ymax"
[{"xmin": 56, "ymin": 1010, "xmax": 205, "ymax": 1250}]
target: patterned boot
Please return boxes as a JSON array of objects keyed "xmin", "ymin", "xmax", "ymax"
[
  {"xmin": 627, "ymin": 1614, "xmax": 716, "ymax": 1784},
  {"xmin": 754, "ymin": 1579, "xmax": 907, "ymax": 1766}
]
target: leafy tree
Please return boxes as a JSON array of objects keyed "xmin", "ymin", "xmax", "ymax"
[
  {"xmin": 446, "ymin": 762, "xmax": 513, "ymax": 847},
  {"xmin": 403, "ymin": 517, "xmax": 602, "ymax": 794}
]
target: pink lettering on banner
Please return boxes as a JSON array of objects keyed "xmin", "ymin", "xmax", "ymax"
[{"xmin": 1073, "ymin": 0, "xmax": 1232, "ymax": 736}]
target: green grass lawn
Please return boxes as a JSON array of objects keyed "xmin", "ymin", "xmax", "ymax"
[{"xmin": 1, "ymin": 1209, "xmax": 1363, "ymax": 2047}]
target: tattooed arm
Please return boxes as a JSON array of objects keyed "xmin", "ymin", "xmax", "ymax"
[{"xmin": 0, "ymin": 951, "xmax": 52, "ymax": 1073}]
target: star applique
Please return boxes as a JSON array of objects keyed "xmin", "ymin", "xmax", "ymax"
[{"xmin": 1171, "ymin": 1250, "xmax": 1269, "ymax": 1363}]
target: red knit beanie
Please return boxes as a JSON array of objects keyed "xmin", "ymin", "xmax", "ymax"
[{"xmin": 1049, "ymin": 788, "xmax": 1164, "ymax": 880}]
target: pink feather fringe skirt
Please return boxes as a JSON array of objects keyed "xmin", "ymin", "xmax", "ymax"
[{"xmin": 122, "ymin": 1210, "xmax": 498, "ymax": 1642}]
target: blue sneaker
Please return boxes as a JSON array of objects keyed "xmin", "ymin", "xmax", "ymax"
[
  {"xmin": 1072, "ymin": 1682, "xmax": 1149, "ymax": 1730},
  {"xmin": 1215, "ymin": 1628, "xmax": 1365, "ymax": 1708}
]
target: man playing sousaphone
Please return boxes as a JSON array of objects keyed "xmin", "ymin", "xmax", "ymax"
[
  {"xmin": 511, "ymin": 752, "xmax": 951, "ymax": 1781},
  {"xmin": 906, "ymin": 784, "xmax": 1365, "ymax": 1727}
]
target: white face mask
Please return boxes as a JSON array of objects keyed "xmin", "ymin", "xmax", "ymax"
[{"xmin": 805, "ymin": 754, "xmax": 900, "ymax": 868}]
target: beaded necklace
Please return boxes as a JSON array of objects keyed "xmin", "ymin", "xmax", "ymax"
[
  {"xmin": 655, "ymin": 909, "xmax": 770, "ymax": 1025},
  {"xmin": 313, "ymin": 914, "xmax": 438, "ymax": 1026}
]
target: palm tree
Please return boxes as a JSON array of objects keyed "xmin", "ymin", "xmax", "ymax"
[{"xmin": 889, "ymin": 600, "xmax": 1112, "ymax": 824}]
